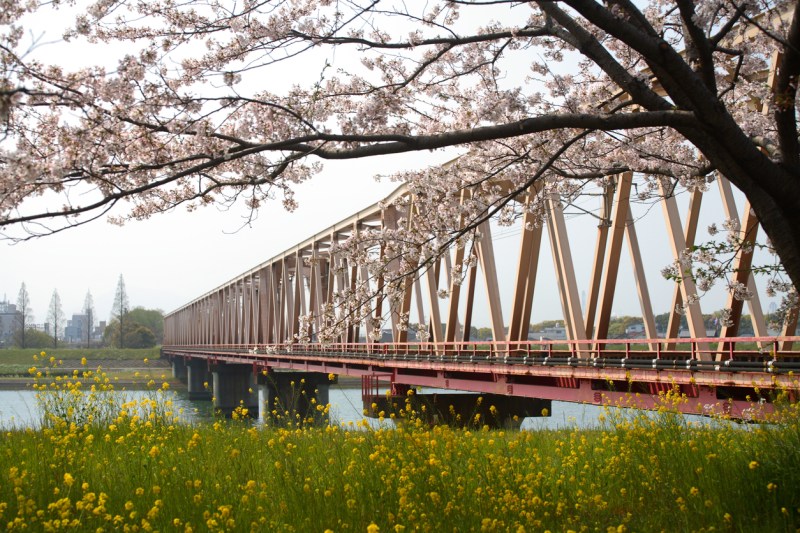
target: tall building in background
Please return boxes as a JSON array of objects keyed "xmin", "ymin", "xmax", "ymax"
[{"xmin": 0, "ymin": 299, "xmax": 20, "ymax": 347}]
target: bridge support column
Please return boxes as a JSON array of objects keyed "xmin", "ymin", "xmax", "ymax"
[
  {"xmin": 257, "ymin": 371, "xmax": 330, "ymax": 426},
  {"xmin": 186, "ymin": 359, "xmax": 212, "ymax": 401},
  {"xmin": 364, "ymin": 392, "xmax": 551, "ymax": 429},
  {"xmin": 212, "ymin": 364, "xmax": 259, "ymax": 417},
  {"xmin": 171, "ymin": 358, "xmax": 188, "ymax": 381}
]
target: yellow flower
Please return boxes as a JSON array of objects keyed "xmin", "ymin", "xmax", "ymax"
[
  {"xmin": 749, "ymin": 461, "xmax": 759, "ymax": 470},
  {"xmin": 80, "ymin": 357, "xmax": 87, "ymax": 366},
  {"xmin": 63, "ymin": 473, "xmax": 75, "ymax": 487},
  {"xmin": 367, "ymin": 524, "xmax": 380, "ymax": 533}
]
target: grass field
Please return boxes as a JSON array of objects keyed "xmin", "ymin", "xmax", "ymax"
[
  {"xmin": 0, "ymin": 360, "xmax": 798, "ymax": 532},
  {"xmin": 0, "ymin": 347, "xmax": 162, "ymax": 363},
  {"xmin": 0, "ymin": 347, "xmax": 162, "ymax": 377}
]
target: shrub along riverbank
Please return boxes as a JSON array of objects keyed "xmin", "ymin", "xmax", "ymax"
[{"xmin": 0, "ymin": 360, "xmax": 798, "ymax": 531}]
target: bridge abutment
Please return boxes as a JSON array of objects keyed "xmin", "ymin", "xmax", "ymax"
[
  {"xmin": 257, "ymin": 371, "xmax": 330, "ymax": 426},
  {"xmin": 186, "ymin": 359, "xmax": 212, "ymax": 401}
]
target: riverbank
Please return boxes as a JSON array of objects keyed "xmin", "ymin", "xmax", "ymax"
[{"xmin": 0, "ymin": 355, "xmax": 172, "ymax": 386}]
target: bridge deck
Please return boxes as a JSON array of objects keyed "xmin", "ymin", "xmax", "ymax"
[{"xmin": 164, "ymin": 336, "xmax": 800, "ymax": 420}]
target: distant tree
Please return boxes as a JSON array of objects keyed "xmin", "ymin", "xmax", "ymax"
[
  {"xmin": 111, "ymin": 275, "xmax": 130, "ymax": 348},
  {"xmin": 126, "ymin": 307, "xmax": 164, "ymax": 345},
  {"xmin": 83, "ymin": 290, "xmax": 96, "ymax": 348},
  {"xmin": 607, "ymin": 316, "xmax": 642, "ymax": 339},
  {"xmin": 468, "ymin": 326, "xmax": 494, "ymax": 341},
  {"xmin": 15, "ymin": 282, "xmax": 33, "ymax": 349},
  {"xmin": 47, "ymin": 290, "xmax": 65, "ymax": 348},
  {"xmin": 13, "ymin": 328, "xmax": 54, "ymax": 350},
  {"xmin": 124, "ymin": 325, "xmax": 157, "ymax": 349},
  {"xmin": 529, "ymin": 320, "xmax": 564, "ymax": 333},
  {"xmin": 654, "ymin": 313, "xmax": 689, "ymax": 335},
  {"xmin": 103, "ymin": 319, "xmax": 157, "ymax": 349}
]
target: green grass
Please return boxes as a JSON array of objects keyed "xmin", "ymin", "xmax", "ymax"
[
  {"xmin": 0, "ymin": 368, "xmax": 799, "ymax": 532},
  {"xmin": 0, "ymin": 347, "xmax": 161, "ymax": 365}
]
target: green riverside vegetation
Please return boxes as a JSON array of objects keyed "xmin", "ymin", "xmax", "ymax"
[
  {"xmin": 0, "ymin": 356, "xmax": 798, "ymax": 531},
  {"xmin": 0, "ymin": 347, "xmax": 162, "ymax": 376}
]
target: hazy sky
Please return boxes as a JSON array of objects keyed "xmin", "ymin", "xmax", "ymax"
[
  {"xmin": 3, "ymin": 153, "xmax": 779, "ymax": 330},
  {"xmin": 1, "ymin": 155, "xmax": 427, "ymax": 324}
]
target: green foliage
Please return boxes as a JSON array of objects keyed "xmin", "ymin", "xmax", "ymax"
[
  {"xmin": 529, "ymin": 319, "xmax": 563, "ymax": 331},
  {"xmin": 12, "ymin": 328, "xmax": 54, "ymax": 349},
  {"xmin": 469, "ymin": 326, "xmax": 494, "ymax": 340},
  {"xmin": 123, "ymin": 324, "xmax": 157, "ymax": 349},
  {"xmin": 104, "ymin": 308, "xmax": 163, "ymax": 348},
  {"xmin": 126, "ymin": 307, "xmax": 164, "ymax": 344},
  {"xmin": 0, "ymin": 347, "xmax": 161, "ymax": 366},
  {"xmin": 607, "ymin": 316, "xmax": 642, "ymax": 338}
]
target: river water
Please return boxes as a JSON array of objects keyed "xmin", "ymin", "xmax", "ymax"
[{"xmin": 0, "ymin": 386, "xmax": 609, "ymax": 430}]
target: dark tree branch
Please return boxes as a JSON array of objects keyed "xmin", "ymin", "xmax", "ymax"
[
  {"xmin": 675, "ymin": 0, "xmax": 718, "ymax": 93},
  {"xmin": 775, "ymin": 2, "xmax": 800, "ymax": 167}
]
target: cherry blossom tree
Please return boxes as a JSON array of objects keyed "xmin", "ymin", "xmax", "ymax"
[{"xmin": 1, "ymin": 0, "xmax": 799, "ymax": 323}]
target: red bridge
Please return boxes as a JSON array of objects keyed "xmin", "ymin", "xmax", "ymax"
[{"xmin": 163, "ymin": 176, "xmax": 800, "ymax": 423}]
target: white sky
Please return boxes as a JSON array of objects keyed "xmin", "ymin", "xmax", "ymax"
[
  {"xmin": 2, "ymin": 158, "xmax": 781, "ymax": 328},
  {"xmin": 0, "ymin": 2, "xmax": 784, "ymax": 330}
]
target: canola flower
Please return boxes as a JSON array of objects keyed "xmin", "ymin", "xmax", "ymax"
[{"xmin": 0, "ymin": 353, "xmax": 798, "ymax": 531}]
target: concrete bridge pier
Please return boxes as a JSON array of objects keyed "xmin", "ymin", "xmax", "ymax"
[
  {"xmin": 186, "ymin": 359, "xmax": 212, "ymax": 401},
  {"xmin": 171, "ymin": 357, "xmax": 188, "ymax": 381},
  {"xmin": 257, "ymin": 371, "xmax": 330, "ymax": 426},
  {"xmin": 211, "ymin": 363, "xmax": 259, "ymax": 417},
  {"xmin": 365, "ymin": 392, "xmax": 551, "ymax": 429}
]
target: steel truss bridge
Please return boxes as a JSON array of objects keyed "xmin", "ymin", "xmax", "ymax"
[{"xmin": 164, "ymin": 173, "xmax": 800, "ymax": 421}]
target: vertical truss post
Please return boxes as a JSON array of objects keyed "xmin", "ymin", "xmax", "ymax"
[
  {"xmin": 661, "ymin": 185, "xmax": 709, "ymax": 358},
  {"xmin": 664, "ymin": 189, "xmax": 703, "ymax": 347},
  {"xmin": 546, "ymin": 194, "xmax": 588, "ymax": 347},
  {"xmin": 717, "ymin": 177, "xmax": 767, "ymax": 348},
  {"xmin": 475, "ymin": 220, "xmax": 506, "ymax": 343},
  {"xmin": 594, "ymin": 172, "xmax": 633, "ymax": 341},
  {"xmin": 509, "ymin": 184, "xmax": 544, "ymax": 342},
  {"xmin": 584, "ymin": 180, "xmax": 612, "ymax": 340},
  {"xmin": 625, "ymin": 211, "xmax": 659, "ymax": 348}
]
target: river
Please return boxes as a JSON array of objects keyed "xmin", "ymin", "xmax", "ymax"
[{"xmin": 0, "ymin": 386, "xmax": 610, "ymax": 430}]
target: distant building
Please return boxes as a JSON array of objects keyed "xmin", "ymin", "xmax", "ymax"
[
  {"xmin": 64, "ymin": 314, "xmax": 87, "ymax": 344},
  {"xmin": 528, "ymin": 323, "xmax": 567, "ymax": 341},
  {"xmin": 64, "ymin": 314, "xmax": 106, "ymax": 345},
  {"xmin": 0, "ymin": 299, "xmax": 20, "ymax": 347},
  {"xmin": 625, "ymin": 323, "xmax": 645, "ymax": 338}
]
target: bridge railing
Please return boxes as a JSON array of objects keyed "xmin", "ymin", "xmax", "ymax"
[{"xmin": 163, "ymin": 335, "xmax": 800, "ymax": 370}]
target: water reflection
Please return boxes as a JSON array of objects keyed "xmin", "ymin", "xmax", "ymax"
[{"xmin": 0, "ymin": 386, "xmax": 715, "ymax": 431}]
